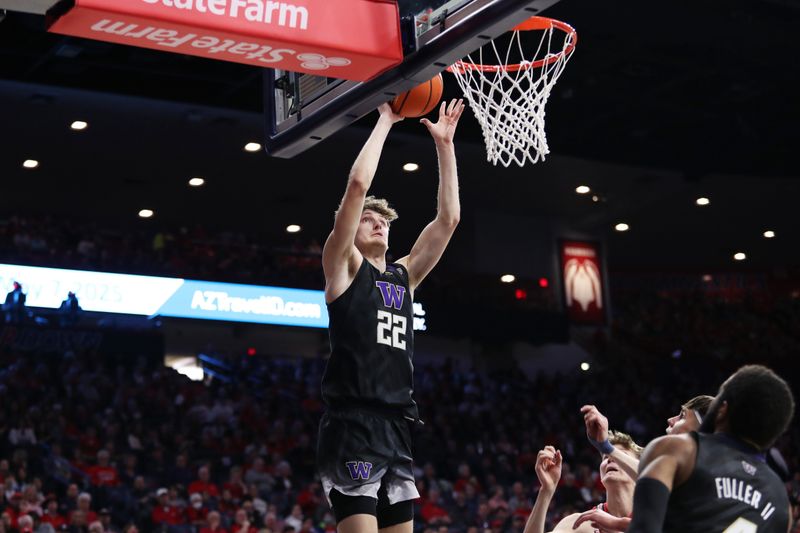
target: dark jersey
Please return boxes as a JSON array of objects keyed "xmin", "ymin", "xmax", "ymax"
[
  {"xmin": 322, "ymin": 258, "xmax": 417, "ymax": 419},
  {"xmin": 664, "ymin": 432, "xmax": 789, "ymax": 533}
]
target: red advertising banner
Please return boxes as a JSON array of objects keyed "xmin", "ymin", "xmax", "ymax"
[
  {"xmin": 48, "ymin": 0, "xmax": 403, "ymax": 82},
  {"xmin": 560, "ymin": 241, "xmax": 606, "ymax": 324}
]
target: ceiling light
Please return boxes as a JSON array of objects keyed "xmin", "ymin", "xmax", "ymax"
[
  {"xmin": 696, "ymin": 197, "xmax": 710, "ymax": 206},
  {"xmin": 580, "ymin": 362, "xmax": 590, "ymax": 371},
  {"xmin": 733, "ymin": 252, "xmax": 746, "ymax": 261},
  {"xmin": 286, "ymin": 224, "xmax": 301, "ymax": 233},
  {"xmin": 591, "ymin": 195, "xmax": 599, "ymax": 202},
  {"xmin": 702, "ymin": 274, "xmax": 712, "ymax": 282},
  {"xmin": 244, "ymin": 142, "xmax": 262, "ymax": 152},
  {"xmin": 763, "ymin": 230, "xmax": 775, "ymax": 239},
  {"xmin": 70, "ymin": 120, "xmax": 88, "ymax": 131},
  {"xmin": 614, "ymin": 223, "xmax": 629, "ymax": 232},
  {"xmin": 138, "ymin": 209, "xmax": 154, "ymax": 218},
  {"xmin": 22, "ymin": 159, "xmax": 39, "ymax": 169},
  {"xmin": 403, "ymin": 163, "xmax": 419, "ymax": 172},
  {"xmin": 188, "ymin": 177, "xmax": 205, "ymax": 187},
  {"xmin": 500, "ymin": 274, "xmax": 515, "ymax": 283},
  {"xmin": 575, "ymin": 185, "xmax": 590, "ymax": 194}
]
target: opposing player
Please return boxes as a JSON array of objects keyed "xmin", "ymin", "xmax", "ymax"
[
  {"xmin": 627, "ymin": 365, "xmax": 794, "ymax": 533},
  {"xmin": 523, "ymin": 431, "xmax": 643, "ymax": 533},
  {"xmin": 317, "ymin": 98, "xmax": 465, "ymax": 533}
]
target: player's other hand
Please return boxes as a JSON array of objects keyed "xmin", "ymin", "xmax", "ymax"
[
  {"xmin": 421, "ymin": 98, "xmax": 466, "ymax": 145},
  {"xmin": 581, "ymin": 404, "xmax": 609, "ymax": 443},
  {"xmin": 534, "ymin": 446, "xmax": 562, "ymax": 493},
  {"xmin": 572, "ymin": 507, "xmax": 629, "ymax": 532},
  {"xmin": 378, "ymin": 102, "xmax": 404, "ymax": 124}
]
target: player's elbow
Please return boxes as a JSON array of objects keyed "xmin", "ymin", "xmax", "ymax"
[
  {"xmin": 439, "ymin": 212, "xmax": 460, "ymax": 229},
  {"xmin": 347, "ymin": 172, "xmax": 370, "ymax": 194}
]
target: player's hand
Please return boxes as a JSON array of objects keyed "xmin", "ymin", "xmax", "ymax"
[
  {"xmin": 534, "ymin": 446, "xmax": 562, "ymax": 493},
  {"xmin": 572, "ymin": 508, "xmax": 629, "ymax": 532},
  {"xmin": 421, "ymin": 98, "xmax": 466, "ymax": 144},
  {"xmin": 378, "ymin": 102, "xmax": 404, "ymax": 124},
  {"xmin": 581, "ymin": 404, "xmax": 609, "ymax": 443}
]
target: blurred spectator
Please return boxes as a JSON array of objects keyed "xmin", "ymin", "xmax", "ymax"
[
  {"xmin": 187, "ymin": 466, "xmax": 219, "ymax": 498},
  {"xmin": 198, "ymin": 511, "xmax": 226, "ymax": 533},
  {"xmin": 186, "ymin": 493, "xmax": 209, "ymax": 528},
  {"xmin": 3, "ymin": 281, "xmax": 26, "ymax": 324},
  {"xmin": 58, "ymin": 291, "xmax": 82, "ymax": 326},
  {"xmin": 86, "ymin": 450, "xmax": 120, "ymax": 488},
  {"xmin": 41, "ymin": 496, "xmax": 66, "ymax": 530},
  {"xmin": 230, "ymin": 508, "xmax": 257, "ymax": 533},
  {"xmin": 150, "ymin": 488, "xmax": 184, "ymax": 529}
]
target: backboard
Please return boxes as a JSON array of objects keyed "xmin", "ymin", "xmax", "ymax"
[{"xmin": 264, "ymin": 0, "xmax": 564, "ymax": 158}]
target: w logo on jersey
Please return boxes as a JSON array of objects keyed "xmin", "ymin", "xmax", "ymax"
[
  {"xmin": 345, "ymin": 461, "xmax": 373, "ymax": 480},
  {"xmin": 375, "ymin": 281, "xmax": 405, "ymax": 310}
]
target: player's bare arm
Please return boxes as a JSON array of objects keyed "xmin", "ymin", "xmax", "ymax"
[
  {"xmin": 523, "ymin": 446, "xmax": 575, "ymax": 533},
  {"xmin": 581, "ymin": 405, "xmax": 640, "ymax": 480},
  {"xmin": 627, "ymin": 434, "xmax": 696, "ymax": 533},
  {"xmin": 396, "ymin": 99, "xmax": 465, "ymax": 293},
  {"xmin": 323, "ymin": 104, "xmax": 403, "ymax": 302},
  {"xmin": 572, "ymin": 507, "xmax": 630, "ymax": 533}
]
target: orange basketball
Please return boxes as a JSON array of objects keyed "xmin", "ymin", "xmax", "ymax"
[{"xmin": 390, "ymin": 74, "xmax": 444, "ymax": 118}]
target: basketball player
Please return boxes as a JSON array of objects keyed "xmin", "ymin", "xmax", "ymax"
[
  {"xmin": 627, "ymin": 365, "xmax": 794, "ymax": 533},
  {"xmin": 317, "ymin": 98, "xmax": 465, "ymax": 533},
  {"xmin": 523, "ymin": 431, "xmax": 643, "ymax": 533}
]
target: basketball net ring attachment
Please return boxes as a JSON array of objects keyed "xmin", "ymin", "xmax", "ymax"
[{"xmin": 446, "ymin": 16, "xmax": 577, "ymax": 167}]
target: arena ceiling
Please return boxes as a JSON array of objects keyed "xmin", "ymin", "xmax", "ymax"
[{"xmin": 1, "ymin": 0, "xmax": 798, "ymax": 273}]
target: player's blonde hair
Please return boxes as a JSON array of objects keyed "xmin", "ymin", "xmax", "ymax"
[
  {"xmin": 362, "ymin": 196, "xmax": 398, "ymax": 223},
  {"xmin": 608, "ymin": 430, "xmax": 644, "ymax": 458},
  {"xmin": 336, "ymin": 196, "xmax": 398, "ymax": 224}
]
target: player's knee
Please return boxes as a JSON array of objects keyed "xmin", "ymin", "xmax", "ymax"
[{"xmin": 337, "ymin": 512, "xmax": 379, "ymax": 533}]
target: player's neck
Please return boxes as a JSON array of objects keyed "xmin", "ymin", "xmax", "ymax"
[
  {"xmin": 606, "ymin": 485, "xmax": 634, "ymax": 518},
  {"xmin": 363, "ymin": 252, "xmax": 387, "ymax": 273}
]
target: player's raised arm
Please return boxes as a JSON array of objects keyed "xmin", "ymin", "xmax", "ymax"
[
  {"xmin": 523, "ymin": 446, "xmax": 564, "ymax": 533},
  {"xmin": 396, "ymin": 99, "xmax": 464, "ymax": 292},
  {"xmin": 581, "ymin": 405, "xmax": 640, "ymax": 480},
  {"xmin": 323, "ymin": 104, "xmax": 403, "ymax": 293}
]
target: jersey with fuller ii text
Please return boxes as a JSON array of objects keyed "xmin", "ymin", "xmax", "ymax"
[
  {"xmin": 322, "ymin": 258, "xmax": 417, "ymax": 419},
  {"xmin": 664, "ymin": 432, "xmax": 789, "ymax": 533}
]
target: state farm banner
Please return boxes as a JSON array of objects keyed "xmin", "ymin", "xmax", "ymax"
[
  {"xmin": 559, "ymin": 240, "xmax": 606, "ymax": 325},
  {"xmin": 48, "ymin": 0, "xmax": 403, "ymax": 81}
]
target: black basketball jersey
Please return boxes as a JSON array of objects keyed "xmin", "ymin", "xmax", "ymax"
[
  {"xmin": 321, "ymin": 258, "xmax": 418, "ymax": 419},
  {"xmin": 663, "ymin": 432, "xmax": 789, "ymax": 533}
]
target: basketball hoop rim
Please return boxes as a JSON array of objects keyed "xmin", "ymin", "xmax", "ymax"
[{"xmin": 445, "ymin": 16, "xmax": 577, "ymax": 74}]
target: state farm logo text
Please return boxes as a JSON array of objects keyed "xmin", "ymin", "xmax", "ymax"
[
  {"xmin": 143, "ymin": 0, "xmax": 309, "ymax": 30},
  {"xmin": 91, "ymin": 19, "xmax": 351, "ymax": 70}
]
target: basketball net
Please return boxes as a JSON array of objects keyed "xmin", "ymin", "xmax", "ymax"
[{"xmin": 448, "ymin": 17, "xmax": 576, "ymax": 167}]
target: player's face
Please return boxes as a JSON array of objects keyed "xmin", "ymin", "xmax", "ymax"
[
  {"xmin": 666, "ymin": 407, "xmax": 701, "ymax": 435},
  {"xmin": 599, "ymin": 448, "xmax": 636, "ymax": 488},
  {"xmin": 355, "ymin": 210, "xmax": 390, "ymax": 252}
]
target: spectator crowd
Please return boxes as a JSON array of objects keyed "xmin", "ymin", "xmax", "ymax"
[{"xmin": 1, "ymin": 338, "xmax": 797, "ymax": 533}]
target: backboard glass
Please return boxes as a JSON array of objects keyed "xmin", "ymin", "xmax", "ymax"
[{"xmin": 264, "ymin": 0, "xmax": 564, "ymax": 157}]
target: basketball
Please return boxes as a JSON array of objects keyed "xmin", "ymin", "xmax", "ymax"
[{"xmin": 390, "ymin": 73, "xmax": 444, "ymax": 118}]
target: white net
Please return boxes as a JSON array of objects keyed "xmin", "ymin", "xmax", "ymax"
[{"xmin": 448, "ymin": 18, "xmax": 576, "ymax": 167}]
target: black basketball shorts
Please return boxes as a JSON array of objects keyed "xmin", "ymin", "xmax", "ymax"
[{"xmin": 317, "ymin": 408, "xmax": 419, "ymax": 508}]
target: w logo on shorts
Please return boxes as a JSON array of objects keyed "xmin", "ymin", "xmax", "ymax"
[{"xmin": 345, "ymin": 461, "xmax": 373, "ymax": 480}]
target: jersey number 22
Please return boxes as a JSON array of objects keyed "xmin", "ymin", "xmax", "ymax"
[{"xmin": 377, "ymin": 310, "xmax": 407, "ymax": 350}]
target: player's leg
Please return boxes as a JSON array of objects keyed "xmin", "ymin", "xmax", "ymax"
[
  {"xmin": 330, "ymin": 489, "xmax": 379, "ymax": 533},
  {"xmin": 376, "ymin": 484, "xmax": 413, "ymax": 533},
  {"xmin": 339, "ymin": 515, "xmax": 380, "ymax": 533}
]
